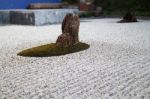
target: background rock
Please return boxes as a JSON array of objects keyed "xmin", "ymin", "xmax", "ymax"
[{"xmin": 118, "ymin": 12, "xmax": 137, "ymax": 23}]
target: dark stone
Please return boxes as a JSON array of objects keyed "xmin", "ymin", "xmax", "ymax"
[
  {"xmin": 10, "ymin": 11, "xmax": 35, "ymax": 25},
  {"xmin": 118, "ymin": 12, "xmax": 137, "ymax": 23},
  {"xmin": 56, "ymin": 13, "xmax": 80, "ymax": 47}
]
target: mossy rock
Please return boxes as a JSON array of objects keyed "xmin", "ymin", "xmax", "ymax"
[{"xmin": 18, "ymin": 42, "xmax": 89, "ymax": 57}]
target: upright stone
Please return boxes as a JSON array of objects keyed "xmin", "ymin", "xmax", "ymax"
[{"xmin": 56, "ymin": 13, "xmax": 80, "ymax": 47}]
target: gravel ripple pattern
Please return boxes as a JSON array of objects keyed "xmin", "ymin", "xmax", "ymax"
[{"xmin": 0, "ymin": 18, "xmax": 150, "ymax": 99}]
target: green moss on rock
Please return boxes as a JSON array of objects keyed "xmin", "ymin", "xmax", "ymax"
[{"xmin": 18, "ymin": 42, "xmax": 89, "ymax": 57}]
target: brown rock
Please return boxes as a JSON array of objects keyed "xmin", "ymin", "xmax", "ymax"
[
  {"xmin": 56, "ymin": 13, "xmax": 80, "ymax": 47},
  {"xmin": 56, "ymin": 33, "xmax": 73, "ymax": 47}
]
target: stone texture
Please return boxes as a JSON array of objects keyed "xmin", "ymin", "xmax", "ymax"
[
  {"xmin": 34, "ymin": 9, "xmax": 78, "ymax": 25},
  {"xmin": 56, "ymin": 33, "xmax": 73, "ymax": 47},
  {"xmin": 56, "ymin": 13, "xmax": 80, "ymax": 47},
  {"xmin": 118, "ymin": 12, "xmax": 137, "ymax": 23},
  {"xmin": 0, "ymin": 11, "xmax": 10, "ymax": 24},
  {"xmin": 10, "ymin": 11, "xmax": 35, "ymax": 25},
  {"xmin": 0, "ymin": 9, "xmax": 79, "ymax": 25}
]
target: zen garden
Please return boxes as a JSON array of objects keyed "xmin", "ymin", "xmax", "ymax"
[{"xmin": 0, "ymin": 0, "xmax": 150, "ymax": 99}]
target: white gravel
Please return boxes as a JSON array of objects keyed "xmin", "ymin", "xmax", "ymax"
[{"xmin": 0, "ymin": 18, "xmax": 150, "ymax": 99}]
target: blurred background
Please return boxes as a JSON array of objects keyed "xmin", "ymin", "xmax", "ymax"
[{"xmin": 0, "ymin": 0, "xmax": 149, "ymax": 16}]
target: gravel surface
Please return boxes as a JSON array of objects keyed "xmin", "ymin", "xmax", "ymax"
[{"xmin": 0, "ymin": 18, "xmax": 150, "ymax": 99}]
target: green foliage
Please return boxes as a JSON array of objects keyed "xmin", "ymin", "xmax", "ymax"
[
  {"xmin": 79, "ymin": 12, "xmax": 93, "ymax": 18},
  {"xmin": 94, "ymin": 0, "xmax": 109, "ymax": 9},
  {"xmin": 18, "ymin": 42, "xmax": 90, "ymax": 57},
  {"xmin": 94, "ymin": 0, "xmax": 150, "ymax": 16}
]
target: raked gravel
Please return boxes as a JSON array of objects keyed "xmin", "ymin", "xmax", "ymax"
[{"xmin": 0, "ymin": 18, "xmax": 150, "ymax": 99}]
